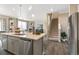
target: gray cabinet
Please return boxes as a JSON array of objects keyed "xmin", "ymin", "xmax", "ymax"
[
  {"xmin": 8, "ymin": 38, "xmax": 14, "ymax": 53},
  {"xmin": 1, "ymin": 35, "xmax": 43, "ymax": 55},
  {"xmin": 7, "ymin": 36, "xmax": 32, "ymax": 55},
  {"xmin": 1, "ymin": 35, "xmax": 8, "ymax": 50},
  {"xmin": 33, "ymin": 38, "xmax": 43, "ymax": 55},
  {"xmin": 8, "ymin": 36, "xmax": 21, "ymax": 54}
]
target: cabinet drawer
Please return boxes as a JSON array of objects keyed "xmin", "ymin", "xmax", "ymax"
[
  {"xmin": 8, "ymin": 36, "xmax": 20, "ymax": 40},
  {"xmin": 2, "ymin": 35, "xmax": 7, "ymax": 38}
]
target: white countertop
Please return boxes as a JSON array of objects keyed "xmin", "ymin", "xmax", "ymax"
[{"xmin": 0, "ymin": 32, "xmax": 46, "ymax": 40}]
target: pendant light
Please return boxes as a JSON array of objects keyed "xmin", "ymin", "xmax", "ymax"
[
  {"xmin": 19, "ymin": 4, "xmax": 22, "ymax": 19},
  {"xmin": 28, "ymin": 5, "xmax": 32, "ymax": 11}
]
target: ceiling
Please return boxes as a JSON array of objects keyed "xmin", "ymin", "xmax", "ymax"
[
  {"xmin": 1, "ymin": 4, "xmax": 69, "ymax": 12},
  {"xmin": 0, "ymin": 4, "xmax": 69, "ymax": 18}
]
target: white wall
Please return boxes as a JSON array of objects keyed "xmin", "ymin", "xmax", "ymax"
[
  {"xmin": 78, "ymin": 5, "xmax": 79, "ymax": 12},
  {"xmin": 69, "ymin": 4, "xmax": 78, "ymax": 15},
  {"xmin": 59, "ymin": 13, "xmax": 69, "ymax": 32},
  {"xmin": 58, "ymin": 13, "xmax": 69, "ymax": 41}
]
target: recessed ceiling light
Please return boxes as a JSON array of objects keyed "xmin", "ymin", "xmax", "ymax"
[
  {"xmin": 28, "ymin": 6, "xmax": 32, "ymax": 11},
  {"xmin": 12, "ymin": 8, "xmax": 16, "ymax": 11},
  {"xmin": 32, "ymin": 14, "xmax": 35, "ymax": 18},
  {"xmin": 50, "ymin": 8, "xmax": 53, "ymax": 12}
]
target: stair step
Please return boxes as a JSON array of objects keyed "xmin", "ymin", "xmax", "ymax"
[
  {"xmin": 52, "ymin": 36, "xmax": 59, "ymax": 37},
  {"xmin": 48, "ymin": 37, "xmax": 59, "ymax": 41},
  {"xmin": 49, "ymin": 37, "xmax": 59, "ymax": 39},
  {"xmin": 48, "ymin": 36, "xmax": 59, "ymax": 38}
]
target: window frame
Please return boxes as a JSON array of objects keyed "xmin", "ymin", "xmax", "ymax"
[{"xmin": 18, "ymin": 20, "xmax": 28, "ymax": 31}]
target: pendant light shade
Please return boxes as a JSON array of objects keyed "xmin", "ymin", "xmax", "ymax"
[{"xmin": 19, "ymin": 4, "xmax": 22, "ymax": 19}]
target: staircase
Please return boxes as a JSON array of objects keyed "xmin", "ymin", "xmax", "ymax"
[
  {"xmin": 48, "ymin": 18, "xmax": 60, "ymax": 42},
  {"xmin": 48, "ymin": 33, "xmax": 59, "ymax": 41}
]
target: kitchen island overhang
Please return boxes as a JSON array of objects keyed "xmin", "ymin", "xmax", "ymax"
[
  {"xmin": 1, "ymin": 32, "xmax": 46, "ymax": 40},
  {"xmin": 0, "ymin": 32, "xmax": 46, "ymax": 55}
]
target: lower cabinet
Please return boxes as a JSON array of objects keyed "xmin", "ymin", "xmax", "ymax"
[
  {"xmin": 7, "ymin": 36, "xmax": 32, "ymax": 55},
  {"xmin": 2, "ymin": 35, "xmax": 43, "ymax": 55},
  {"xmin": 33, "ymin": 38, "xmax": 43, "ymax": 55},
  {"xmin": 1, "ymin": 35, "xmax": 8, "ymax": 50},
  {"xmin": 8, "ymin": 37, "xmax": 19, "ymax": 54}
]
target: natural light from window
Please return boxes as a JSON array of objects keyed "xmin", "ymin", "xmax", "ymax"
[{"xmin": 18, "ymin": 20, "xmax": 27, "ymax": 31}]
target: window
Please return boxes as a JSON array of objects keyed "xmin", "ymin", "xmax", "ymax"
[
  {"xmin": 0, "ymin": 18, "xmax": 6, "ymax": 31},
  {"xmin": 0, "ymin": 20, "xmax": 1, "ymax": 31},
  {"xmin": 18, "ymin": 20, "xmax": 27, "ymax": 31}
]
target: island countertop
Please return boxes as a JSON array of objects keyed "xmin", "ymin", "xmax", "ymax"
[{"xmin": 0, "ymin": 32, "xmax": 46, "ymax": 40}]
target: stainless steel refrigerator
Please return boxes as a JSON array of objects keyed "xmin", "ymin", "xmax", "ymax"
[{"xmin": 68, "ymin": 12, "xmax": 78, "ymax": 55}]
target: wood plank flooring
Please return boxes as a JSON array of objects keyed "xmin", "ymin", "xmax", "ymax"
[
  {"xmin": 45, "ymin": 40, "xmax": 69, "ymax": 55},
  {"xmin": 77, "ymin": 40, "xmax": 79, "ymax": 54}
]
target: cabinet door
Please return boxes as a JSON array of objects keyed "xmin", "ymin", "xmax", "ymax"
[
  {"xmin": 7, "ymin": 36, "xmax": 32, "ymax": 55},
  {"xmin": 1, "ymin": 36, "xmax": 8, "ymax": 50},
  {"xmin": 18, "ymin": 40, "xmax": 24, "ymax": 55},
  {"xmin": 33, "ymin": 38, "xmax": 43, "ymax": 55},
  {"xmin": 8, "ymin": 37, "xmax": 19, "ymax": 54},
  {"xmin": 13, "ymin": 39, "xmax": 19, "ymax": 54},
  {"xmin": 8, "ymin": 39, "xmax": 14, "ymax": 53}
]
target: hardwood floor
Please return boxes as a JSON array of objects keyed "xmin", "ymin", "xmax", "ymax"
[
  {"xmin": 77, "ymin": 40, "xmax": 79, "ymax": 54},
  {"xmin": 45, "ymin": 40, "xmax": 69, "ymax": 55}
]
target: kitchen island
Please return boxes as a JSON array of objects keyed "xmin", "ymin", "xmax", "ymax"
[{"xmin": 0, "ymin": 32, "xmax": 45, "ymax": 55}]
